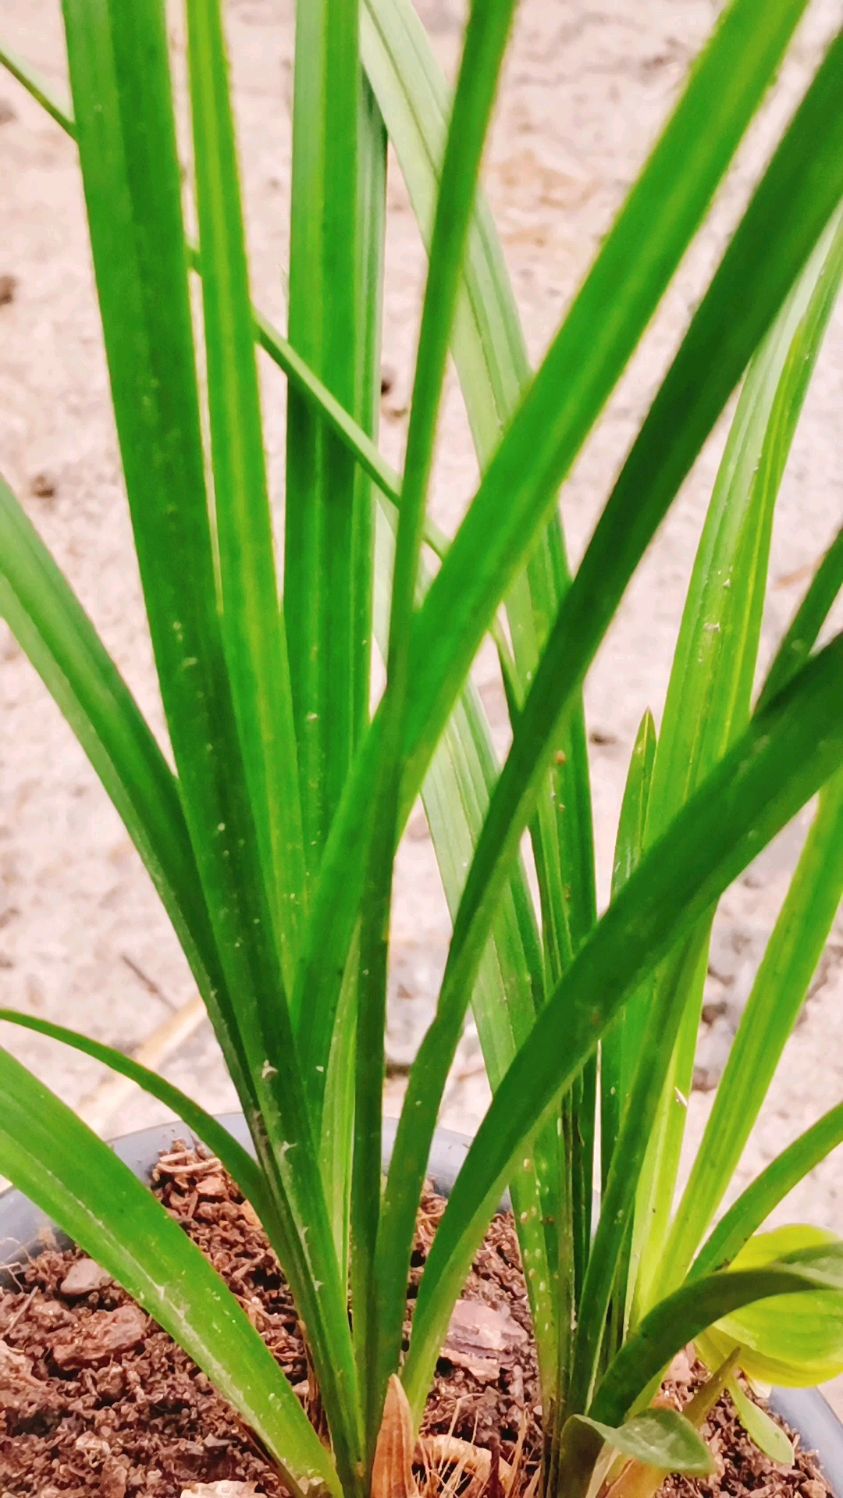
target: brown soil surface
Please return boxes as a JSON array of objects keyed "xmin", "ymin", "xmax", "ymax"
[{"xmin": 0, "ymin": 1149, "xmax": 832, "ymax": 1498}]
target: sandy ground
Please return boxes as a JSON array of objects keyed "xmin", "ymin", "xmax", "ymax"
[{"xmin": 1, "ymin": 0, "xmax": 841, "ymax": 1404}]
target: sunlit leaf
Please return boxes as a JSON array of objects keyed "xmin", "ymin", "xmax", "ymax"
[{"xmin": 703, "ymin": 1228, "xmax": 843, "ymax": 1387}]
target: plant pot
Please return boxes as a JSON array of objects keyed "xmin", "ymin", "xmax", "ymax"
[{"xmin": 2, "ymin": 1112, "xmax": 841, "ymax": 1494}]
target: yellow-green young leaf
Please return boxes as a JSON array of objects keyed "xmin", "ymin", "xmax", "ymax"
[
  {"xmin": 725, "ymin": 1377, "xmax": 794, "ymax": 1466},
  {"xmin": 704, "ymin": 1227, "xmax": 843, "ymax": 1386}
]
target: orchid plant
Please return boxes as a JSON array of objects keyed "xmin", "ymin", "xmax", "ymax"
[{"xmin": 1, "ymin": 2, "xmax": 842, "ymax": 1496}]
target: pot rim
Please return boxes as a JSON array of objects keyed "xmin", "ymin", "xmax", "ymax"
[{"xmin": 1, "ymin": 1110, "xmax": 840, "ymax": 1490}]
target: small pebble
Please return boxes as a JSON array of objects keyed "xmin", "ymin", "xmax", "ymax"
[
  {"xmin": 60, "ymin": 1256, "xmax": 113, "ymax": 1297},
  {"xmin": 30, "ymin": 470, "xmax": 57, "ymax": 499},
  {"xmin": 196, "ymin": 1173, "xmax": 228, "ymax": 1199},
  {"xmin": 51, "ymin": 1304, "xmax": 147, "ymax": 1369},
  {"xmin": 181, "ymin": 1484, "xmax": 268, "ymax": 1497}
]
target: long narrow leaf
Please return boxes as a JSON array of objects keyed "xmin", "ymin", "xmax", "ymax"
[
  {"xmin": 0, "ymin": 477, "xmax": 226, "ymax": 1041},
  {"xmin": 62, "ymin": 0, "xmax": 276, "ymax": 1103},
  {"xmin": 692, "ymin": 1106, "xmax": 843, "ymax": 1280},
  {"xmin": 601, "ymin": 713, "xmax": 657, "ymax": 1185},
  {"xmin": 367, "ymin": 41, "xmax": 843, "ymax": 1418},
  {"xmin": 661, "ymin": 771, "xmax": 843, "ymax": 1286},
  {"xmin": 634, "ymin": 214, "xmax": 843, "ymax": 1295},
  {"xmin": 354, "ymin": 0, "xmax": 518, "ymax": 1442},
  {"xmin": 401, "ymin": 635, "xmax": 843, "ymax": 1420},
  {"xmin": 759, "ymin": 522, "xmax": 843, "ymax": 706},
  {"xmin": 0, "ymin": 32, "xmax": 569, "ymax": 1309},
  {"xmin": 568, "ymin": 939, "xmax": 698, "ymax": 1415},
  {"xmin": 0, "ymin": 1010, "xmax": 267, "ymax": 1216},
  {"xmin": 0, "ymin": 42, "xmax": 410, "ymax": 528},
  {"xmin": 589, "ymin": 1248, "xmax": 843, "ymax": 1426},
  {"xmin": 398, "ymin": 0, "xmax": 818, "ymax": 797},
  {"xmin": 597, "ymin": 714, "xmax": 658, "ymax": 1368},
  {"xmin": 387, "ymin": 39, "xmax": 843, "ymax": 1277},
  {"xmin": 430, "ymin": 33, "xmax": 843, "ymax": 1004},
  {"xmin": 361, "ymin": 0, "xmax": 597, "ymax": 1325},
  {"xmin": 185, "ymin": 0, "xmax": 307, "ymax": 989},
  {"xmin": 352, "ymin": 4, "xmax": 591, "ymax": 1399},
  {"xmin": 318, "ymin": 70, "xmax": 389, "ymax": 1285},
  {"xmin": 372, "ymin": 511, "xmax": 559, "ymax": 1399},
  {"xmin": 0, "ymin": 1048, "xmax": 339, "ymax": 1498},
  {"xmin": 362, "ymin": 0, "xmax": 596, "ymax": 955},
  {"xmin": 294, "ymin": 0, "xmax": 829, "ymax": 1103},
  {"xmin": 285, "ymin": 0, "xmax": 366, "ymax": 867},
  {"xmin": 61, "ymin": 5, "xmax": 362, "ymax": 1485},
  {"xmin": 0, "ymin": 41, "xmax": 73, "ymax": 130}
]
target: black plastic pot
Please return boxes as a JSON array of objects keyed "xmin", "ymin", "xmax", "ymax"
[{"xmin": 2, "ymin": 1112, "xmax": 841, "ymax": 1492}]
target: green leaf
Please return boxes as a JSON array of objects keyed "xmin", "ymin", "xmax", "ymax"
[
  {"xmin": 361, "ymin": 0, "xmax": 528, "ymax": 455},
  {"xmin": 285, "ymin": 0, "xmax": 368, "ymax": 867},
  {"xmin": 568, "ymin": 938, "xmax": 696, "ymax": 1416},
  {"xmin": 409, "ymin": 62, "xmax": 843, "ymax": 1380},
  {"xmin": 254, "ymin": 296, "xmax": 404, "ymax": 516},
  {"xmin": 358, "ymin": 0, "xmax": 586, "ymax": 1414},
  {"xmin": 648, "ymin": 217, "xmax": 843, "ymax": 844},
  {"xmin": 662, "ymin": 770, "xmax": 843, "ymax": 1285},
  {"xmin": 590, "ymin": 1244, "xmax": 843, "ymax": 1426},
  {"xmin": 353, "ymin": 0, "xmax": 519, "ymax": 1443},
  {"xmin": 725, "ymin": 1377, "xmax": 794, "ymax": 1465},
  {"xmin": 0, "ymin": 477, "xmax": 225, "ymax": 1040},
  {"xmin": 373, "ymin": 505, "xmax": 558, "ymax": 1400},
  {"xmin": 309, "ymin": 0, "xmax": 584, "ymax": 1082},
  {"xmin": 0, "ymin": 40, "xmax": 410, "ymax": 529},
  {"xmin": 417, "ymin": 11, "xmax": 843, "ymax": 1102},
  {"xmin": 62, "ymin": 0, "xmax": 270, "ymax": 1097},
  {"xmin": 401, "ymin": 636, "xmax": 843, "ymax": 1420},
  {"xmin": 295, "ymin": 7, "xmax": 842, "ymax": 1324},
  {"xmin": 759, "ymin": 521, "xmax": 843, "ymax": 706},
  {"xmin": 185, "ymin": 0, "xmax": 307, "ymax": 991},
  {"xmin": 0, "ymin": 40, "xmax": 73, "ymax": 131},
  {"xmin": 60, "ymin": 4, "xmax": 362, "ymax": 1485},
  {"xmin": 0, "ymin": 1009, "xmax": 267, "ymax": 1218},
  {"xmin": 3, "ymin": 8, "xmax": 560, "ymax": 1438},
  {"xmin": 399, "ymin": 0, "xmax": 822, "ymax": 804},
  {"xmin": 635, "ymin": 213, "xmax": 843, "ymax": 1299},
  {"xmin": 560, "ymin": 1353, "xmax": 737, "ymax": 1498},
  {"xmin": 576, "ymin": 713, "xmax": 657, "ymax": 1390},
  {"xmin": 0, "ymin": 1048, "xmax": 339, "ymax": 1498},
  {"xmin": 701, "ymin": 1228, "xmax": 843, "ymax": 1387},
  {"xmin": 362, "ymin": 0, "xmax": 597, "ymax": 963},
  {"xmin": 317, "ymin": 68, "xmax": 389, "ymax": 1291},
  {"xmin": 601, "ymin": 712, "xmax": 658, "ymax": 1186},
  {"xmin": 571, "ymin": 1410, "xmax": 715, "ymax": 1475},
  {"xmin": 0, "ymin": 490, "xmax": 350, "ymax": 1401},
  {"xmin": 383, "ymin": 42, "xmax": 843, "ymax": 1429},
  {"xmin": 693, "ymin": 1106, "xmax": 843, "ymax": 1279}
]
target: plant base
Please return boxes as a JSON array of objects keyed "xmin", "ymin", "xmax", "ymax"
[{"xmin": 0, "ymin": 1138, "xmax": 833, "ymax": 1498}]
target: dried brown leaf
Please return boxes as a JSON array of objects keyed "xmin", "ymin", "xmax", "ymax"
[{"xmin": 373, "ymin": 1375, "xmax": 420, "ymax": 1498}]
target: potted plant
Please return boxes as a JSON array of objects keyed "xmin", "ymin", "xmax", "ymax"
[{"xmin": 1, "ymin": 0, "xmax": 842, "ymax": 1495}]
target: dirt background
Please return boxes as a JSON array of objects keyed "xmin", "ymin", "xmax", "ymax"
[{"xmin": 0, "ymin": 0, "xmax": 841, "ymax": 1407}]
